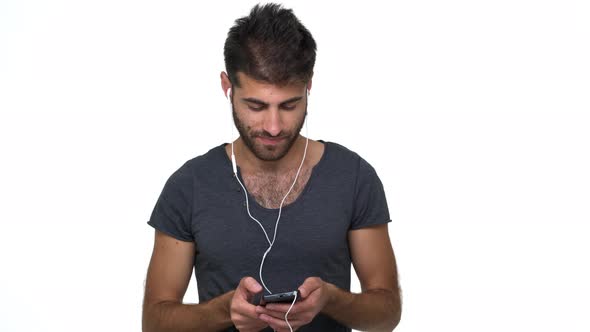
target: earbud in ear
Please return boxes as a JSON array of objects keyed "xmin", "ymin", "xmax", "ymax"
[{"xmin": 228, "ymin": 86, "xmax": 237, "ymax": 174}]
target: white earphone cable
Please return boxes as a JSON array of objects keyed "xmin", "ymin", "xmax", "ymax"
[
  {"xmin": 231, "ymin": 128, "xmax": 308, "ymax": 294},
  {"xmin": 227, "ymin": 87, "xmax": 308, "ymax": 330},
  {"xmin": 285, "ymin": 291, "xmax": 298, "ymax": 332}
]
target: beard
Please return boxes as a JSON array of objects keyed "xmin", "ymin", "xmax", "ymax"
[{"xmin": 232, "ymin": 106, "xmax": 307, "ymax": 162}]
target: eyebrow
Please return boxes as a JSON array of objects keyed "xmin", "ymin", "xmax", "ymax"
[{"xmin": 241, "ymin": 96, "xmax": 303, "ymax": 107}]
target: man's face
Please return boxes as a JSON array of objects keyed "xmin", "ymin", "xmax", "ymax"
[{"xmin": 231, "ymin": 72, "xmax": 308, "ymax": 162}]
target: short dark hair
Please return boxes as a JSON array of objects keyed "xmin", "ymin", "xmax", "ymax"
[{"xmin": 223, "ymin": 3, "xmax": 317, "ymax": 88}]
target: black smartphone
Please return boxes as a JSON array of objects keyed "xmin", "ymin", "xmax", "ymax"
[
  {"xmin": 262, "ymin": 290, "xmax": 299, "ymax": 304},
  {"xmin": 250, "ymin": 291, "xmax": 263, "ymax": 305}
]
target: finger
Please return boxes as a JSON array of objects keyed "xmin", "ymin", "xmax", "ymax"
[
  {"xmin": 264, "ymin": 302, "xmax": 299, "ymax": 313},
  {"xmin": 256, "ymin": 305, "xmax": 297, "ymax": 320},
  {"xmin": 298, "ymin": 277, "xmax": 321, "ymax": 299},
  {"xmin": 239, "ymin": 303, "xmax": 262, "ymax": 319},
  {"xmin": 259, "ymin": 313, "xmax": 301, "ymax": 330},
  {"xmin": 232, "ymin": 297, "xmax": 263, "ymax": 319},
  {"xmin": 233, "ymin": 313, "xmax": 268, "ymax": 332},
  {"xmin": 257, "ymin": 310, "xmax": 288, "ymax": 321},
  {"xmin": 240, "ymin": 276, "xmax": 263, "ymax": 295}
]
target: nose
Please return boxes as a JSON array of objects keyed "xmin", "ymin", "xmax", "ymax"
[{"xmin": 262, "ymin": 108, "xmax": 282, "ymax": 137}]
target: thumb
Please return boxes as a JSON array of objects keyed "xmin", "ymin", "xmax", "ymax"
[
  {"xmin": 298, "ymin": 285, "xmax": 309, "ymax": 299},
  {"xmin": 240, "ymin": 277, "xmax": 263, "ymax": 296},
  {"xmin": 298, "ymin": 277, "xmax": 321, "ymax": 299}
]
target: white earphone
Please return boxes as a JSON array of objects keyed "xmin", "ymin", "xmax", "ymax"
[
  {"xmin": 227, "ymin": 88, "xmax": 239, "ymax": 175},
  {"xmin": 226, "ymin": 86, "xmax": 309, "ymax": 332}
]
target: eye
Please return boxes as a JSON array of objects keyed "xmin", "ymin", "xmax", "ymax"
[
  {"xmin": 247, "ymin": 105, "xmax": 264, "ymax": 111},
  {"xmin": 282, "ymin": 104, "xmax": 297, "ymax": 110}
]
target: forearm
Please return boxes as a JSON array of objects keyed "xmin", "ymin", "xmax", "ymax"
[
  {"xmin": 322, "ymin": 283, "xmax": 401, "ymax": 332},
  {"xmin": 143, "ymin": 290, "xmax": 234, "ymax": 332}
]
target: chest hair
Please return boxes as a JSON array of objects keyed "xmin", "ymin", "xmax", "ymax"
[{"xmin": 243, "ymin": 167, "xmax": 312, "ymax": 209}]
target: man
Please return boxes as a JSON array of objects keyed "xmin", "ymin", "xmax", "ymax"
[{"xmin": 142, "ymin": 3, "xmax": 401, "ymax": 331}]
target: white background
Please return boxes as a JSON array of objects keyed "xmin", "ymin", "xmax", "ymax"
[{"xmin": 1, "ymin": 0, "xmax": 589, "ymax": 331}]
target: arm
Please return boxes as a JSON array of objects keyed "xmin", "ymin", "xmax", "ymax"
[
  {"xmin": 256, "ymin": 224, "xmax": 401, "ymax": 331},
  {"xmin": 322, "ymin": 223, "xmax": 402, "ymax": 331},
  {"xmin": 142, "ymin": 230, "xmax": 234, "ymax": 332}
]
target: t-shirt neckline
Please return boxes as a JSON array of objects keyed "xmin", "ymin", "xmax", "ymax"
[{"xmin": 219, "ymin": 139, "xmax": 330, "ymax": 212}]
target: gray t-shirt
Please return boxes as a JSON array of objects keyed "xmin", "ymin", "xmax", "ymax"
[{"xmin": 147, "ymin": 140, "xmax": 391, "ymax": 331}]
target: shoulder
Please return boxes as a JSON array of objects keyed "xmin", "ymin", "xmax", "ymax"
[
  {"xmin": 320, "ymin": 141, "xmax": 384, "ymax": 189},
  {"xmin": 323, "ymin": 141, "xmax": 360, "ymax": 162},
  {"xmin": 175, "ymin": 143, "xmax": 229, "ymax": 176},
  {"xmin": 164, "ymin": 143, "xmax": 230, "ymax": 188},
  {"xmin": 322, "ymin": 141, "xmax": 375, "ymax": 171}
]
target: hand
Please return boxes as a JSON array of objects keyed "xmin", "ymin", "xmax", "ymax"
[
  {"xmin": 255, "ymin": 277, "xmax": 332, "ymax": 331},
  {"xmin": 230, "ymin": 277, "xmax": 268, "ymax": 332}
]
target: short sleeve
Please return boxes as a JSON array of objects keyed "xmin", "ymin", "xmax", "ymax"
[
  {"xmin": 350, "ymin": 157, "xmax": 391, "ymax": 230},
  {"xmin": 147, "ymin": 166, "xmax": 194, "ymax": 242}
]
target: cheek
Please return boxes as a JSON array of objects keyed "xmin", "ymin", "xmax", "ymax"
[
  {"xmin": 235, "ymin": 111, "xmax": 257, "ymax": 131},
  {"xmin": 283, "ymin": 112, "xmax": 304, "ymax": 126}
]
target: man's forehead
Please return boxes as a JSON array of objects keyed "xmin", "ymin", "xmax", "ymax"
[{"xmin": 235, "ymin": 72, "xmax": 306, "ymax": 92}]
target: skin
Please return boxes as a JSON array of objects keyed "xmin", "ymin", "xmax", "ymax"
[
  {"xmin": 225, "ymin": 71, "xmax": 312, "ymax": 174},
  {"xmin": 141, "ymin": 71, "xmax": 402, "ymax": 332}
]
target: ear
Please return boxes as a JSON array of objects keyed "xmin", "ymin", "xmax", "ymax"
[
  {"xmin": 220, "ymin": 71, "xmax": 232, "ymax": 98},
  {"xmin": 307, "ymin": 77, "xmax": 313, "ymax": 96}
]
